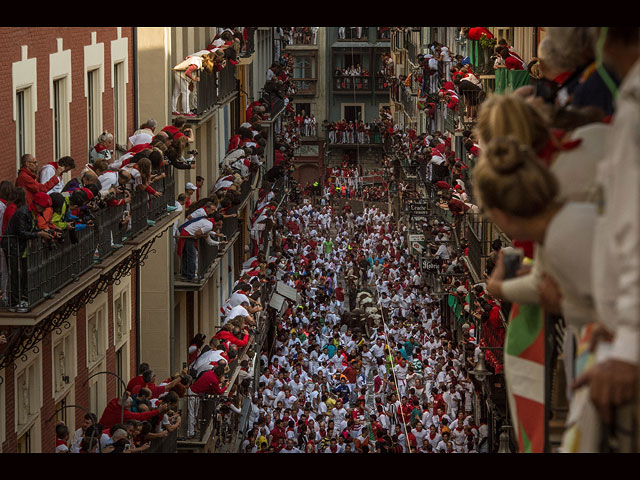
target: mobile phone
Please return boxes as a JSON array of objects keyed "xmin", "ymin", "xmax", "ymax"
[{"xmin": 502, "ymin": 248, "xmax": 523, "ymax": 280}]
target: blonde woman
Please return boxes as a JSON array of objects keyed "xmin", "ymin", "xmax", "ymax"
[{"xmin": 473, "ymin": 136, "xmax": 600, "ymax": 451}]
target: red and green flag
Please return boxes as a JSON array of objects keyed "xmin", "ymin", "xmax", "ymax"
[{"xmin": 504, "ymin": 303, "xmax": 546, "ymax": 453}]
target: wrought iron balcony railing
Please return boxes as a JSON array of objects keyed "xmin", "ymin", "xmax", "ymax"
[{"xmin": 1, "ymin": 168, "xmax": 177, "ymax": 312}]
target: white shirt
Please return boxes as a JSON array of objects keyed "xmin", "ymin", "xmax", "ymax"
[
  {"xmin": 39, "ymin": 163, "xmax": 63, "ymax": 194},
  {"xmin": 591, "ymin": 59, "xmax": 640, "ymax": 365}
]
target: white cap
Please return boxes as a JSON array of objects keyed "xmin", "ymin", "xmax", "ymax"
[
  {"xmin": 240, "ymin": 122, "xmax": 252, "ymax": 129},
  {"xmin": 186, "ymin": 182, "xmax": 198, "ymax": 191}
]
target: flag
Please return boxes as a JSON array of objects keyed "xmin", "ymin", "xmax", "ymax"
[{"xmin": 504, "ymin": 303, "xmax": 545, "ymax": 453}]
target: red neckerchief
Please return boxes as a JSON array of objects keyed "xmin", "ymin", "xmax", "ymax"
[
  {"xmin": 536, "ymin": 129, "xmax": 583, "ymax": 166},
  {"xmin": 553, "ymin": 71, "xmax": 572, "ymax": 86}
]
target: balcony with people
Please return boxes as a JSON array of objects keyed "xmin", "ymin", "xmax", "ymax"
[
  {"xmin": 171, "ymin": 28, "xmax": 245, "ymax": 120},
  {"xmin": 0, "ymin": 144, "xmax": 180, "ymax": 315},
  {"xmin": 337, "ymin": 27, "xmax": 368, "ymax": 42}
]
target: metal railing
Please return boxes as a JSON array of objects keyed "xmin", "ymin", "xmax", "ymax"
[
  {"xmin": 377, "ymin": 28, "xmax": 391, "ymax": 41},
  {"xmin": 145, "ymin": 428, "xmax": 178, "ymax": 453},
  {"xmin": 334, "ymin": 74, "xmax": 372, "ymax": 91},
  {"xmin": 217, "ymin": 63, "xmax": 237, "ymax": 101},
  {"xmin": 1, "ymin": 170, "xmax": 177, "ymax": 312},
  {"xmin": 284, "ymin": 28, "xmax": 317, "ymax": 46},
  {"xmin": 337, "ymin": 27, "xmax": 368, "ymax": 41},
  {"xmin": 326, "ymin": 127, "xmax": 384, "ymax": 145},
  {"xmin": 194, "ymin": 65, "xmax": 238, "ymax": 116},
  {"xmin": 177, "ymin": 394, "xmax": 219, "ymax": 443}
]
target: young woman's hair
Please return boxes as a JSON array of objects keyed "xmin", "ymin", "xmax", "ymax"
[
  {"xmin": 11, "ymin": 186, "xmax": 27, "ymax": 207},
  {"xmin": 473, "ymin": 136, "xmax": 558, "ymax": 218},
  {"xmin": 0, "ymin": 181, "xmax": 14, "ymax": 201},
  {"xmin": 475, "ymin": 94, "xmax": 550, "ymax": 154}
]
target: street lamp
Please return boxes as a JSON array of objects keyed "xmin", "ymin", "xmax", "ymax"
[
  {"xmin": 470, "ymin": 350, "xmax": 492, "ymax": 381},
  {"xmin": 497, "ymin": 425, "xmax": 513, "ymax": 453}
]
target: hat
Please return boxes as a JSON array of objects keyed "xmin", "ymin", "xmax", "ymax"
[
  {"xmin": 32, "ymin": 192, "xmax": 52, "ymax": 208},
  {"xmin": 186, "ymin": 182, "xmax": 198, "ymax": 191}
]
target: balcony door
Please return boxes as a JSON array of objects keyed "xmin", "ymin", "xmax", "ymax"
[{"xmin": 343, "ymin": 105, "xmax": 363, "ymax": 123}]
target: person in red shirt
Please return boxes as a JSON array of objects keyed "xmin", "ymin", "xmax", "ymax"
[
  {"xmin": 126, "ymin": 362, "xmax": 150, "ymax": 393},
  {"xmin": 15, "ymin": 154, "xmax": 70, "ymax": 204},
  {"xmin": 189, "ymin": 365, "xmax": 227, "ymax": 396},
  {"xmin": 98, "ymin": 394, "xmax": 168, "ymax": 430},
  {"xmin": 214, "ymin": 323, "xmax": 250, "ymax": 349}
]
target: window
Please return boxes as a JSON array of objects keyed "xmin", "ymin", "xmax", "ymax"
[
  {"xmin": 15, "ymin": 359, "xmax": 41, "ymax": 432},
  {"xmin": 86, "ymin": 304, "xmax": 107, "ymax": 370},
  {"xmin": 52, "ymin": 77, "xmax": 70, "ymax": 161},
  {"xmin": 15, "ymin": 88, "xmax": 33, "ymax": 168},
  {"xmin": 113, "ymin": 286, "xmax": 130, "ymax": 348},
  {"xmin": 54, "ymin": 397, "xmax": 68, "ymax": 426},
  {"xmin": 53, "ymin": 333, "xmax": 74, "ymax": 398},
  {"xmin": 343, "ymin": 105, "xmax": 363, "ymax": 123},
  {"xmin": 87, "ymin": 68, "xmax": 101, "ymax": 151},
  {"xmin": 113, "ymin": 62, "xmax": 126, "ymax": 160},
  {"xmin": 293, "ymin": 55, "xmax": 318, "ymax": 94},
  {"xmin": 293, "ymin": 55, "xmax": 316, "ymax": 80},
  {"xmin": 17, "ymin": 428, "xmax": 32, "ymax": 454},
  {"xmin": 88, "ymin": 362, "xmax": 106, "ymax": 421},
  {"xmin": 295, "ymin": 103, "xmax": 311, "ymax": 116}
]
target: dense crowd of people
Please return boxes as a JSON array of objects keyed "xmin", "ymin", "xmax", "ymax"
[
  {"xmin": 235, "ymin": 201, "xmax": 489, "ymax": 453},
  {"xmin": 38, "ymin": 26, "xmax": 640, "ymax": 453}
]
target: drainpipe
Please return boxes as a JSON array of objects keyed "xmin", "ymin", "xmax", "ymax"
[{"xmin": 133, "ymin": 27, "xmax": 139, "ymax": 130}]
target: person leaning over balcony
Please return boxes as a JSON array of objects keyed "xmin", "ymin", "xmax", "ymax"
[
  {"xmin": 15, "ymin": 154, "xmax": 70, "ymax": 205},
  {"xmin": 571, "ymin": 27, "xmax": 640, "ymax": 447},
  {"xmin": 186, "ymin": 364, "xmax": 228, "ymax": 437},
  {"xmin": 99, "ymin": 392, "xmax": 170, "ymax": 430},
  {"xmin": 474, "ymin": 135, "xmax": 600, "ymax": 406},
  {"xmin": 39, "ymin": 156, "xmax": 76, "ymax": 195},
  {"xmin": 214, "ymin": 320, "xmax": 251, "ymax": 350},
  {"xmin": 171, "ymin": 52, "xmax": 215, "ymax": 116},
  {"xmin": 175, "ymin": 209, "xmax": 218, "ymax": 281}
]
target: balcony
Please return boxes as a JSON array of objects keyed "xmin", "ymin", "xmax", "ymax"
[
  {"xmin": 333, "ymin": 74, "xmax": 372, "ymax": 92},
  {"xmin": 184, "ymin": 65, "xmax": 238, "ymax": 120},
  {"xmin": 174, "ymin": 171, "xmax": 258, "ymax": 291},
  {"xmin": 337, "ymin": 27, "xmax": 368, "ymax": 42},
  {"xmin": 376, "ymin": 27, "xmax": 391, "ymax": 41},
  {"xmin": 176, "ymin": 294, "xmax": 272, "ymax": 451},
  {"xmin": 292, "ymin": 78, "xmax": 317, "ymax": 96},
  {"xmin": 0, "ymin": 168, "xmax": 178, "ymax": 314},
  {"xmin": 283, "ymin": 27, "xmax": 318, "ymax": 47}
]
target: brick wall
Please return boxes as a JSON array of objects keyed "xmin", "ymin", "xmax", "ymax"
[
  {"xmin": 0, "ymin": 264, "xmax": 138, "ymax": 453},
  {"xmin": 0, "ymin": 27, "xmax": 135, "ymax": 182}
]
